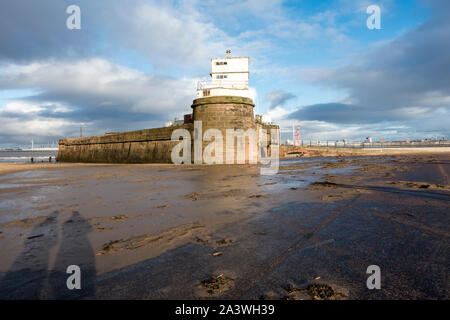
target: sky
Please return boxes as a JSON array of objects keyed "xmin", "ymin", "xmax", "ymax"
[{"xmin": 0, "ymin": 0, "xmax": 448, "ymax": 147}]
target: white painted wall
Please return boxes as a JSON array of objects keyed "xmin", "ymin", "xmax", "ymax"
[
  {"xmin": 211, "ymin": 57, "xmax": 249, "ymax": 74},
  {"xmin": 197, "ymin": 55, "xmax": 252, "ymax": 99}
]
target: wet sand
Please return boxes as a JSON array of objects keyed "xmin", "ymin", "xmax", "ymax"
[{"xmin": 0, "ymin": 154, "xmax": 449, "ymax": 299}]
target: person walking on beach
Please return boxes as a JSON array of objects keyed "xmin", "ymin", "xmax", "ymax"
[
  {"xmin": 30, "ymin": 157, "xmax": 34, "ymax": 163},
  {"xmin": 49, "ymin": 156, "xmax": 52, "ymax": 162}
]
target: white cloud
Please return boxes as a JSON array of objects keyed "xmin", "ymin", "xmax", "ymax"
[
  {"xmin": 0, "ymin": 58, "xmax": 200, "ymax": 144},
  {"xmin": 2, "ymin": 101, "xmax": 45, "ymax": 114},
  {"xmin": 0, "ymin": 101, "xmax": 83, "ymax": 145},
  {"xmin": 109, "ymin": 2, "xmax": 232, "ymax": 69},
  {"xmin": 0, "ymin": 58, "xmax": 197, "ymax": 115},
  {"xmin": 0, "ymin": 117, "xmax": 77, "ymax": 137}
]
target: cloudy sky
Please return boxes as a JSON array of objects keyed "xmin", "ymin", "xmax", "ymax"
[{"xmin": 0, "ymin": 0, "xmax": 448, "ymax": 147}]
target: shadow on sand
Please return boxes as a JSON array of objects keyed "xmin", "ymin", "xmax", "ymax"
[{"xmin": 0, "ymin": 211, "xmax": 96, "ymax": 299}]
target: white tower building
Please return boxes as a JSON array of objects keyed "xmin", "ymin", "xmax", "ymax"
[{"xmin": 197, "ymin": 50, "xmax": 251, "ymax": 99}]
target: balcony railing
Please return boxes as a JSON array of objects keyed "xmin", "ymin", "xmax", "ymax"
[{"xmin": 197, "ymin": 80, "xmax": 248, "ymax": 90}]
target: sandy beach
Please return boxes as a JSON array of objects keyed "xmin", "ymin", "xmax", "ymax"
[{"xmin": 0, "ymin": 153, "xmax": 449, "ymax": 299}]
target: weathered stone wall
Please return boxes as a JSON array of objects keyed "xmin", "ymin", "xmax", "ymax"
[
  {"xmin": 57, "ymin": 95, "xmax": 281, "ymax": 164},
  {"xmin": 57, "ymin": 124, "xmax": 193, "ymax": 163},
  {"xmin": 257, "ymin": 122, "xmax": 280, "ymax": 159},
  {"xmin": 192, "ymin": 96, "xmax": 257, "ymax": 163}
]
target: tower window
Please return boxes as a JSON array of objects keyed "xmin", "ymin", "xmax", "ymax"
[
  {"xmin": 215, "ymin": 61, "xmax": 228, "ymax": 65},
  {"xmin": 216, "ymin": 75, "xmax": 228, "ymax": 79}
]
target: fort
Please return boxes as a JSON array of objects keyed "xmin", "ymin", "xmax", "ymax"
[{"xmin": 57, "ymin": 51, "xmax": 287, "ymax": 164}]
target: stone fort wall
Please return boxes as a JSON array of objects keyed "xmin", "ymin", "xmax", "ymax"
[
  {"xmin": 58, "ymin": 125, "xmax": 194, "ymax": 163},
  {"xmin": 192, "ymin": 96, "xmax": 258, "ymax": 163},
  {"xmin": 57, "ymin": 96, "xmax": 279, "ymax": 164}
]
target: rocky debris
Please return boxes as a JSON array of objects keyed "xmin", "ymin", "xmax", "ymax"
[
  {"xmin": 201, "ymin": 274, "xmax": 234, "ymax": 295},
  {"xmin": 305, "ymin": 284, "xmax": 335, "ymax": 300},
  {"xmin": 282, "ymin": 283, "xmax": 347, "ymax": 300},
  {"xmin": 389, "ymin": 180, "xmax": 449, "ymax": 190},
  {"xmin": 184, "ymin": 192, "xmax": 201, "ymax": 201},
  {"xmin": 109, "ymin": 215, "xmax": 128, "ymax": 222},
  {"xmin": 321, "ymin": 194, "xmax": 343, "ymax": 201},
  {"xmin": 194, "ymin": 236, "xmax": 209, "ymax": 245},
  {"xmin": 284, "ymin": 283, "xmax": 296, "ymax": 294},
  {"xmin": 216, "ymin": 238, "xmax": 234, "ymax": 246},
  {"xmin": 98, "ymin": 240, "xmax": 120, "ymax": 255},
  {"xmin": 310, "ymin": 181, "xmax": 340, "ymax": 189}
]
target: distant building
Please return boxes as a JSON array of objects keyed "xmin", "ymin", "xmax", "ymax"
[
  {"xmin": 172, "ymin": 117, "xmax": 184, "ymax": 126},
  {"xmin": 165, "ymin": 116, "xmax": 189, "ymax": 127}
]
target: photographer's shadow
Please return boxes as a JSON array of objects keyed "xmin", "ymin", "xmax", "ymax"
[
  {"xmin": 0, "ymin": 211, "xmax": 59, "ymax": 299},
  {"xmin": 0, "ymin": 211, "xmax": 97, "ymax": 299},
  {"xmin": 47, "ymin": 211, "xmax": 97, "ymax": 299}
]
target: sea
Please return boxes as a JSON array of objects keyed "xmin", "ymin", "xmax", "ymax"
[{"xmin": 0, "ymin": 150, "xmax": 59, "ymax": 163}]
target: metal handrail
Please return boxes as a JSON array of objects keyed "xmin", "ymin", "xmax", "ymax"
[{"xmin": 197, "ymin": 80, "xmax": 248, "ymax": 90}]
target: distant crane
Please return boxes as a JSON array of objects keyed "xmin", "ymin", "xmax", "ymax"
[{"xmin": 293, "ymin": 121, "xmax": 301, "ymax": 146}]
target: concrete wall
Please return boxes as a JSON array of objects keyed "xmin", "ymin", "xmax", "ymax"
[{"xmin": 57, "ymin": 124, "xmax": 193, "ymax": 163}]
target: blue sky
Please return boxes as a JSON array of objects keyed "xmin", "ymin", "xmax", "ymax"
[{"xmin": 0, "ymin": 0, "xmax": 448, "ymax": 147}]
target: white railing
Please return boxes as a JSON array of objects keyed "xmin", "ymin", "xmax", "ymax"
[{"xmin": 197, "ymin": 80, "xmax": 248, "ymax": 90}]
